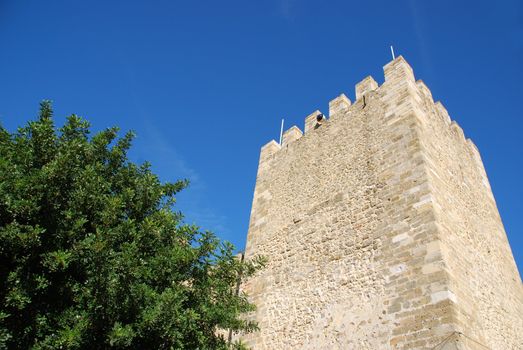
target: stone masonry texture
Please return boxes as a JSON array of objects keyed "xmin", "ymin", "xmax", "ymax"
[{"xmin": 237, "ymin": 56, "xmax": 523, "ymax": 349}]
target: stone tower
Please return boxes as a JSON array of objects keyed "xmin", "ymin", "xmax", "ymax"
[{"xmin": 239, "ymin": 57, "xmax": 523, "ymax": 349}]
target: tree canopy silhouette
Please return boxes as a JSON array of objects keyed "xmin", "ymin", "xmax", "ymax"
[{"xmin": 0, "ymin": 101, "xmax": 263, "ymax": 349}]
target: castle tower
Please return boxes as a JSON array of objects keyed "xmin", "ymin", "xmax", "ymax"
[{"xmin": 240, "ymin": 57, "xmax": 523, "ymax": 349}]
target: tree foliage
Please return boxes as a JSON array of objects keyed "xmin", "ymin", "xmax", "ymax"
[{"xmin": 0, "ymin": 102, "xmax": 263, "ymax": 349}]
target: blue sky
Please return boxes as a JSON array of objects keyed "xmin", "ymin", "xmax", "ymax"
[{"xmin": 0, "ymin": 0, "xmax": 522, "ymax": 275}]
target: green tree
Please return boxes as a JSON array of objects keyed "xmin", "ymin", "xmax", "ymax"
[{"xmin": 0, "ymin": 101, "xmax": 263, "ymax": 349}]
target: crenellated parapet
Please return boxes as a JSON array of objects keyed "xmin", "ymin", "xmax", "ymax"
[{"xmin": 258, "ymin": 55, "xmax": 477, "ymax": 164}]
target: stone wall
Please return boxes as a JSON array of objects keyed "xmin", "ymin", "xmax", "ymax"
[
  {"xmin": 414, "ymin": 78, "xmax": 523, "ymax": 349},
  {"xmin": 238, "ymin": 56, "xmax": 523, "ymax": 349}
]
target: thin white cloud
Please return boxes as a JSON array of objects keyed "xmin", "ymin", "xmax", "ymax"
[
  {"xmin": 136, "ymin": 120, "xmax": 229, "ymax": 236},
  {"xmin": 279, "ymin": 0, "xmax": 297, "ymax": 20},
  {"xmin": 118, "ymin": 51, "xmax": 230, "ymax": 238},
  {"xmin": 184, "ymin": 208, "xmax": 230, "ymax": 236},
  {"xmin": 140, "ymin": 121, "xmax": 202, "ymax": 189},
  {"xmin": 408, "ymin": 0, "xmax": 434, "ymax": 76}
]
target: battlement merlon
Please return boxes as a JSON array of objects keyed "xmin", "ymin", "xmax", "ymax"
[
  {"xmin": 383, "ymin": 55, "xmax": 415, "ymax": 84},
  {"xmin": 329, "ymin": 94, "xmax": 351, "ymax": 118},
  {"xmin": 259, "ymin": 140, "xmax": 280, "ymax": 161},
  {"xmin": 450, "ymin": 121, "xmax": 465, "ymax": 142},
  {"xmin": 435, "ymin": 101, "xmax": 451, "ymax": 125},
  {"xmin": 282, "ymin": 126, "xmax": 303, "ymax": 147},
  {"xmin": 416, "ymin": 80, "xmax": 434, "ymax": 103},
  {"xmin": 355, "ymin": 76, "xmax": 378, "ymax": 100},
  {"xmin": 304, "ymin": 110, "xmax": 324, "ymax": 134}
]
